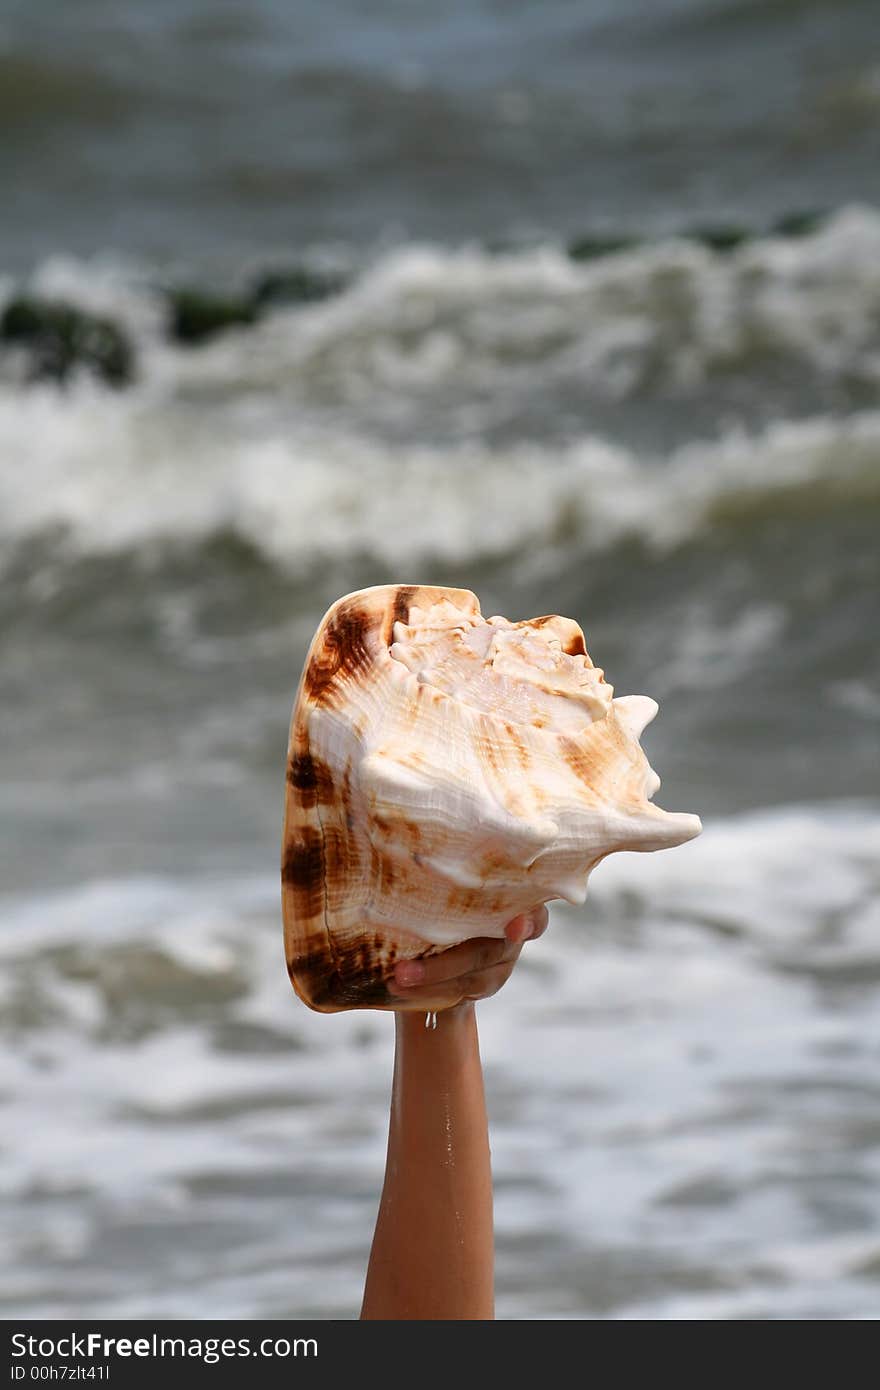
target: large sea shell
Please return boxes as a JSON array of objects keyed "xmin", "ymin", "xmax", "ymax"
[{"xmin": 282, "ymin": 584, "xmax": 701, "ymax": 1012}]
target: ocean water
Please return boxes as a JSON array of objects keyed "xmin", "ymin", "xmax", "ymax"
[{"xmin": 1, "ymin": 0, "xmax": 879, "ymax": 1321}]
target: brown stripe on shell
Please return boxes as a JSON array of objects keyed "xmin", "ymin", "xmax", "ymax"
[
  {"xmin": 505, "ymin": 721, "xmax": 531, "ymax": 770},
  {"xmin": 287, "ymin": 750, "xmax": 336, "ymax": 806},
  {"xmin": 366, "ymin": 844, "xmax": 400, "ymax": 897},
  {"xmin": 443, "ymin": 883, "xmax": 507, "ymax": 918},
  {"xmin": 340, "ymin": 765, "xmax": 355, "ymax": 832},
  {"xmin": 321, "ymin": 821, "xmax": 364, "ymax": 887},
  {"xmin": 389, "ymin": 584, "xmax": 418, "ymax": 641},
  {"xmin": 289, "ymin": 932, "xmax": 406, "ymax": 1009},
  {"xmin": 558, "ymin": 722, "xmax": 637, "ymax": 800},
  {"xmin": 558, "ymin": 733, "xmax": 605, "ymax": 786},
  {"xmin": 516, "ymin": 613, "xmax": 587, "ymax": 658},
  {"xmin": 400, "ymin": 818, "xmax": 424, "ymax": 850},
  {"xmin": 477, "ymin": 714, "xmax": 504, "ymax": 778},
  {"xmin": 281, "ymin": 828, "xmax": 326, "ymax": 911},
  {"xmin": 479, "ymin": 847, "xmax": 509, "ymax": 877},
  {"xmin": 302, "ymin": 602, "xmax": 374, "ymax": 706}
]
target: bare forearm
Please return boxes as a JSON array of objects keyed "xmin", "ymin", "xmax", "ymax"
[{"xmin": 360, "ymin": 1003, "xmax": 494, "ymax": 1320}]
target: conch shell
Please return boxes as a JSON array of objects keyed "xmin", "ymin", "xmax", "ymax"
[{"xmin": 282, "ymin": 584, "xmax": 700, "ymax": 1012}]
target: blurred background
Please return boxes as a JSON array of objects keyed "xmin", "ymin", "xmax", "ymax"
[{"xmin": 1, "ymin": 0, "xmax": 879, "ymax": 1319}]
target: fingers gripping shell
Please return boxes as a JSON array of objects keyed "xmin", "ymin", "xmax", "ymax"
[{"xmin": 282, "ymin": 584, "xmax": 701, "ymax": 1012}]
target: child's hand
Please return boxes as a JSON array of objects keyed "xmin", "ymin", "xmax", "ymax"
[{"xmin": 388, "ymin": 905, "xmax": 550, "ymax": 1012}]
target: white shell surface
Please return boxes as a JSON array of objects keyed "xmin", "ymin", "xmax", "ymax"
[{"xmin": 282, "ymin": 584, "xmax": 701, "ymax": 1011}]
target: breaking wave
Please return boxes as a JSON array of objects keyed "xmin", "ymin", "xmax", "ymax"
[{"xmin": 2, "ymin": 207, "xmax": 880, "ymax": 574}]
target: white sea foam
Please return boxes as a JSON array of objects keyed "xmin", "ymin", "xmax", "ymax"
[
  {"xmin": 234, "ymin": 204, "xmax": 880, "ymax": 400},
  {"xmin": 2, "ymin": 207, "xmax": 880, "ymax": 573},
  {"xmin": 0, "ymin": 383, "xmax": 877, "ymax": 572},
  {"xmin": 5, "ymin": 206, "xmax": 880, "ymax": 397},
  {"xmin": 21, "ymin": 204, "xmax": 879, "ymax": 395}
]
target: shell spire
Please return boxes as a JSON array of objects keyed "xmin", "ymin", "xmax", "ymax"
[{"xmin": 282, "ymin": 584, "xmax": 701, "ymax": 1012}]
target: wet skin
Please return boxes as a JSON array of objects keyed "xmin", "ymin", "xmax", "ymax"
[{"xmin": 360, "ymin": 905, "xmax": 549, "ymax": 1320}]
